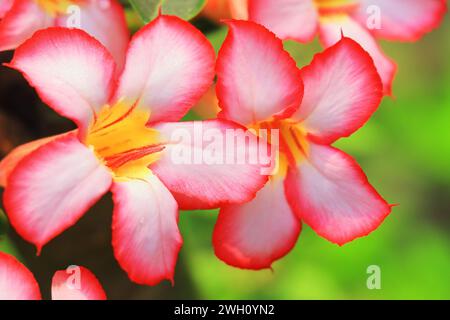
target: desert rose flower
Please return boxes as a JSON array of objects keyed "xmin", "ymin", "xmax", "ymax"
[
  {"xmin": 249, "ymin": 0, "xmax": 447, "ymax": 94},
  {"xmin": 0, "ymin": 0, "xmax": 129, "ymax": 69},
  {"xmin": 213, "ymin": 20, "xmax": 392, "ymax": 269},
  {"xmin": 0, "ymin": 16, "xmax": 268, "ymax": 284},
  {"xmin": 0, "ymin": 251, "xmax": 106, "ymax": 300}
]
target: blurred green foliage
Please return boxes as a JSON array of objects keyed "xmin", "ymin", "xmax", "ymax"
[
  {"xmin": 178, "ymin": 16, "xmax": 450, "ymax": 300},
  {"xmin": 128, "ymin": 0, "xmax": 160, "ymax": 22},
  {"xmin": 129, "ymin": 0, "xmax": 206, "ymax": 22}
]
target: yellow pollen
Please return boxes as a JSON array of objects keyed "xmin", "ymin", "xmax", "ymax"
[
  {"xmin": 314, "ymin": 0, "xmax": 358, "ymax": 16},
  {"xmin": 86, "ymin": 101, "xmax": 163, "ymax": 180},
  {"xmin": 36, "ymin": 0, "xmax": 82, "ymax": 16}
]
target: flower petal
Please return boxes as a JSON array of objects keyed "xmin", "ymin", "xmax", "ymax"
[
  {"xmin": 0, "ymin": 252, "xmax": 41, "ymax": 300},
  {"xmin": 0, "ymin": 0, "xmax": 14, "ymax": 18},
  {"xmin": 216, "ymin": 20, "xmax": 303, "ymax": 125},
  {"xmin": 213, "ymin": 177, "xmax": 301, "ymax": 270},
  {"xmin": 56, "ymin": 0, "xmax": 129, "ymax": 71},
  {"xmin": 292, "ymin": 37, "xmax": 382, "ymax": 144},
  {"xmin": 114, "ymin": 15, "xmax": 215, "ymax": 123},
  {"xmin": 111, "ymin": 173, "xmax": 182, "ymax": 286},
  {"xmin": 52, "ymin": 266, "xmax": 106, "ymax": 300},
  {"xmin": 0, "ymin": 0, "xmax": 53, "ymax": 51},
  {"xmin": 319, "ymin": 16, "xmax": 397, "ymax": 95},
  {"xmin": 150, "ymin": 120, "xmax": 270, "ymax": 210},
  {"xmin": 249, "ymin": 0, "xmax": 319, "ymax": 42},
  {"xmin": 3, "ymin": 133, "xmax": 112, "ymax": 252},
  {"xmin": 0, "ymin": 132, "xmax": 72, "ymax": 187},
  {"xmin": 8, "ymin": 27, "xmax": 116, "ymax": 134},
  {"xmin": 354, "ymin": 0, "xmax": 447, "ymax": 41},
  {"xmin": 285, "ymin": 143, "xmax": 392, "ymax": 245}
]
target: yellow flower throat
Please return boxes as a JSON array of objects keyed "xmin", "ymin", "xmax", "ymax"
[
  {"xmin": 36, "ymin": 0, "xmax": 83, "ymax": 16},
  {"xmin": 252, "ymin": 119, "xmax": 309, "ymax": 179},
  {"xmin": 314, "ymin": 0, "xmax": 358, "ymax": 15},
  {"xmin": 86, "ymin": 102, "xmax": 163, "ymax": 180}
]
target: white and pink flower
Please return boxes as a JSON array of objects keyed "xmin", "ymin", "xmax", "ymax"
[
  {"xmin": 213, "ymin": 20, "xmax": 393, "ymax": 269},
  {"xmin": 0, "ymin": 0, "xmax": 129, "ymax": 69},
  {"xmin": 0, "ymin": 16, "xmax": 268, "ymax": 285},
  {"xmin": 205, "ymin": 0, "xmax": 447, "ymax": 95}
]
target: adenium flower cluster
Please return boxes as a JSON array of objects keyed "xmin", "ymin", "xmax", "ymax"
[
  {"xmin": 204, "ymin": 0, "xmax": 447, "ymax": 94},
  {"xmin": 0, "ymin": 0, "xmax": 129, "ymax": 69},
  {"xmin": 0, "ymin": 0, "xmax": 446, "ymax": 299},
  {"xmin": 0, "ymin": 16, "xmax": 267, "ymax": 288}
]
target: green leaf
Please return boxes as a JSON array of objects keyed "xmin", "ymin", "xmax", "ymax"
[
  {"xmin": 0, "ymin": 209, "xmax": 8, "ymax": 236},
  {"xmin": 128, "ymin": 0, "xmax": 161, "ymax": 23},
  {"xmin": 161, "ymin": 0, "xmax": 206, "ymax": 20},
  {"xmin": 129, "ymin": 0, "xmax": 206, "ymax": 22}
]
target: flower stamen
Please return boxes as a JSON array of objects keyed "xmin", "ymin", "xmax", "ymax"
[{"xmin": 86, "ymin": 102, "xmax": 163, "ymax": 177}]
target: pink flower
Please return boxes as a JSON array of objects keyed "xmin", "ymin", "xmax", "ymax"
[
  {"xmin": 213, "ymin": 20, "xmax": 393, "ymax": 269},
  {"xmin": 0, "ymin": 16, "xmax": 267, "ymax": 284},
  {"xmin": 0, "ymin": 251, "xmax": 106, "ymax": 300},
  {"xmin": 0, "ymin": 0, "xmax": 129, "ymax": 69},
  {"xmin": 221, "ymin": 0, "xmax": 447, "ymax": 95}
]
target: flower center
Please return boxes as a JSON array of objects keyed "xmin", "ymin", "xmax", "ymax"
[
  {"xmin": 36, "ymin": 0, "xmax": 83, "ymax": 16},
  {"xmin": 86, "ymin": 102, "xmax": 164, "ymax": 179},
  {"xmin": 314, "ymin": 0, "xmax": 358, "ymax": 16},
  {"xmin": 251, "ymin": 119, "xmax": 309, "ymax": 178}
]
